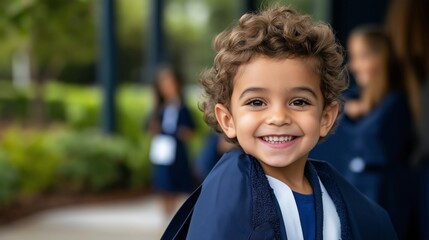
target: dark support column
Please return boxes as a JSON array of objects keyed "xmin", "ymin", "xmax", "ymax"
[
  {"xmin": 98, "ymin": 0, "xmax": 117, "ymax": 134},
  {"xmin": 330, "ymin": 0, "xmax": 390, "ymax": 46},
  {"xmin": 146, "ymin": 0, "xmax": 164, "ymax": 83},
  {"xmin": 330, "ymin": 0, "xmax": 390, "ymax": 88}
]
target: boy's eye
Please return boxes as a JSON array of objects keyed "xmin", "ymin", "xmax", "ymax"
[
  {"xmin": 246, "ymin": 99, "xmax": 266, "ymax": 106},
  {"xmin": 290, "ymin": 99, "xmax": 310, "ymax": 106}
]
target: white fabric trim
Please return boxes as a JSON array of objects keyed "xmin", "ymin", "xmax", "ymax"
[
  {"xmin": 266, "ymin": 175, "xmax": 341, "ymax": 240},
  {"xmin": 266, "ymin": 176, "xmax": 304, "ymax": 240},
  {"xmin": 320, "ymin": 178, "xmax": 341, "ymax": 240}
]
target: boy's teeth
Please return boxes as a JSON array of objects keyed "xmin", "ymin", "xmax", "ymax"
[{"xmin": 262, "ymin": 136, "xmax": 294, "ymax": 143}]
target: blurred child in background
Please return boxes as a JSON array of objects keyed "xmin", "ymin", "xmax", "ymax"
[
  {"xmin": 347, "ymin": 28, "xmax": 415, "ymax": 237},
  {"xmin": 312, "ymin": 26, "xmax": 414, "ymax": 238},
  {"xmin": 195, "ymin": 131, "xmax": 234, "ymax": 181},
  {"xmin": 346, "ymin": 26, "xmax": 405, "ymax": 119},
  {"xmin": 147, "ymin": 65, "xmax": 196, "ymax": 219}
]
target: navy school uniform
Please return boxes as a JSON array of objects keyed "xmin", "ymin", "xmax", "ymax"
[
  {"xmin": 149, "ymin": 103, "xmax": 196, "ymax": 193},
  {"xmin": 416, "ymin": 79, "xmax": 429, "ymax": 240},
  {"xmin": 162, "ymin": 148, "xmax": 397, "ymax": 240},
  {"xmin": 421, "ymin": 166, "xmax": 429, "ymax": 239}
]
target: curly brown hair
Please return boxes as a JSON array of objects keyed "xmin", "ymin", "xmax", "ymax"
[{"xmin": 199, "ymin": 5, "xmax": 348, "ymax": 143}]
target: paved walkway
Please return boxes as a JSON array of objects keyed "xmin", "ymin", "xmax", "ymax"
[{"xmin": 0, "ymin": 194, "xmax": 182, "ymax": 240}]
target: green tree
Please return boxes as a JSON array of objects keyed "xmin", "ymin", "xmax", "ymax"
[
  {"xmin": 0, "ymin": 0, "xmax": 97, "ymax": 122},
  {"xmin": 0, "ymin": 0, "xmax": 96, "ymax": 81}
]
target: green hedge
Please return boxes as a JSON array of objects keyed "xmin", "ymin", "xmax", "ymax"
[
  {"xmin": 0, "ymin": 81, "xmax": 210, "ymax": 208},
  {"xmin": 0, "ymin": 127, "xmax": 153, "ymax": 206},
  {"xmin": 0, "ymin": 151, "xmax": 19, "ymax": 206},
  {"xmin": 1, "ymin": 127, "xmax": 61, "ymax": 196},
  {"xmin": 54, "ymin": 129, "xmax": 151, "ymax": 192}
]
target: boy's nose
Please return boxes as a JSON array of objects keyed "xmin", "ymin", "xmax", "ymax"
[{"xmin": 266, "ymin": 107, "xmax": 292, "ymax": 126}]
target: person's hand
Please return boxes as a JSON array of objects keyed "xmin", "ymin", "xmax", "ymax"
[
  {"xmin": 148, "ymin": 119, "xmax": 161, "ymax": 135},
  {"xmin": 344, "ymin": 100, "xmax": 367, "ymax": 119},
  {"xmin": 217, "ymin": 137, "xmax": 235, "ymax": 153},
  {"xmin": 178, "ymin": 127, "xmax": 194, "ymax": 142}
]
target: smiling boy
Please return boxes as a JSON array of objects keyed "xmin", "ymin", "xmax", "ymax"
[{"xmin": 162, "ymin": 5, "xmax": 397, "ymax": 240}]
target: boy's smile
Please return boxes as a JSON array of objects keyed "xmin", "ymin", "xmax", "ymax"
[{"xmin": 215, "ymin": 56, "xmax": 338, "ymax": 188}]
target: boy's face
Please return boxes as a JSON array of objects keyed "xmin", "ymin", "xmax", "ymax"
[{"xmin": 215, "ymin": 56, "xmax": 338, "ymax": 177}]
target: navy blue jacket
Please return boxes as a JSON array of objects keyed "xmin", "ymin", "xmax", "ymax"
[{"xmin": 163, "ymin": 148, "xmax": 397, "ymax": 240}]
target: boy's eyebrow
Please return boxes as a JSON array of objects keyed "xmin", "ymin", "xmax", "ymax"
[
  {"xmin": 291, "ymin": 86, "xmax": 318, "ymax": 99},
  {"xmin": 239, "ymin": 87, "xmax": 267, "ymax": 100},
  {"xmin": 238, "ymin": 86, "xmax": 318, "ymax": 99}
]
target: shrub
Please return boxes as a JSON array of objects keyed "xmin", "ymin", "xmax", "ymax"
[
  {"xmin": 46, "ymin": 100, "xmax": 66, "ymax": 121},
  {"xmin": 0, "ymin": 82, "xmax": 210, "ymax": 202},
  {"xmin": 0, "ymin": 151, "xmax": 19, "ymax": 206},
  {"xmin": 0, "ymin": 92, "xmax": 30, "ymax": 120},
  {"xmin": 124, "ymin": 134, "xmax": 152, "ymax": 188},
  {"xmin": 62, "ymin": 86, "xmax": 101, "ymax": 129},
  {"xmin": 54, "ymin": 130, "xmax": 129, "ymax": 192},
  {"xmin": 0, "ymin": 127, "xmax": 61, "ymax": 196},
  {"xmin": 116, "ymin": 85, "xmax": 152, "ymax": 143}
]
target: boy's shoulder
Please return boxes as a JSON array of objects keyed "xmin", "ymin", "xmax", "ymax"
[
  {"xmin": 186, "ymin": 148, "xmax": 262, "ymax": 239},
  {"xmin": 198, "ymin": 147, "xmax": 255, "ymax": 209},
  {"xmin": 204, "ymin": 148, "xmax": 252, "ymax": 183}
]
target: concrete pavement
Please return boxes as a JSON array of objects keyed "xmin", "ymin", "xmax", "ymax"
[{"xmin": 0, "ymin": 194, "xmax": 183, "ymax": 240}]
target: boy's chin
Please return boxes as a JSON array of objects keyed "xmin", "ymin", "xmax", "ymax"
[{"xmin": 256, "ymin": 155, "xmax": 305, "ymax": 169}]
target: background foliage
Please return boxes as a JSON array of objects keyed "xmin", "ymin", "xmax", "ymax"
[
  {"xmin": 0, "ymin": 0, "xmax": 314, "ymax": 209},
  {"xmin": 0, "ymin": 81, "xmax": 208, "ymax": 208},
  {"xmin": 0, "ymin": 0, "xmax": 313, "ymax": 84}
]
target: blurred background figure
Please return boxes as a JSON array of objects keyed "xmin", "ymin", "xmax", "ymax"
[
  {"xmin": 311, "ymin": 25, "xmax": 415, "ymax": 238},
  {"xmin": 346, "ymin": 26, "xmax": 414, "ymax": 238},
  {"xmin": 346, "ymin": 26, "xmax": 403, "ymax": 120},
  {"xmin": 147, "ymin": 65, "xmax": 195, "ymax": 220},
  {"xmin": 385, "ymin": 0, "xmax": 429, "ymax": 239},
  {"xmin": 195, "ymin": 132, "xmax": 234, "ymax": 182}
]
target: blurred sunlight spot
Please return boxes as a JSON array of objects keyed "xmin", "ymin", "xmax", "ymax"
[{"xmin": 185, "ymin": 1, "xmax": 209, "ymax": 27}]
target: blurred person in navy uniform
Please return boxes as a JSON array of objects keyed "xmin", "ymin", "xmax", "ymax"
[
  {"xmin": 386, "ymin": 0, "xmax": 429, "ymax": 238},
  {"xmin": 195, "ymin": 131, "xmax": 235, "ymax": 181},
  {"xmin": 147, "ymin": 65, "xmax": 196, "ymax": 218},
  {"xmin": 310, "ymin": 26, "xmax": 414, "ymax": 238}
]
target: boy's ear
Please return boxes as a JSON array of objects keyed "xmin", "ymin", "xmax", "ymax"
[
  {"xmin": 215, "ymin": 104, "xmax": 237, "ymax": 139},
  {"xmin": 319, "ymin": 102, "xmax": 339, "ymax": 137}
]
